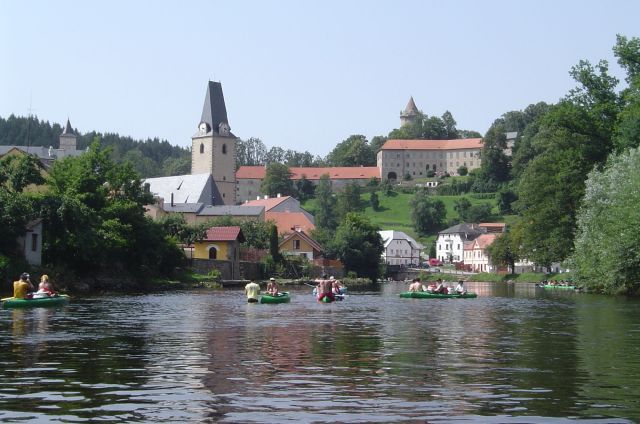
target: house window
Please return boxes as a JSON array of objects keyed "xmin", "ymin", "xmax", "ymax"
[
  {"xmin": 209, "ymin": 247, "xmax": 217, "ymax": 259},
  {"xmin": 293, "ymin": 239, "xmax": 301, "ymax": 250},
  {"xmin": 31, "ymin": 234, "xmax": 38, "ymax": 251},
  {"xmin": 200, "ymin": 143, "xmax": 204, "ymax": 154}
]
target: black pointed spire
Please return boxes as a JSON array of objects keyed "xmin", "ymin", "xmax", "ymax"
[
  {"xmin": 200, "ymin": 81, "xmax": 229, "ymax": 134},
  {"xmin": 61, "ymin": 118, "xmax": 75, "ymax": 135}
]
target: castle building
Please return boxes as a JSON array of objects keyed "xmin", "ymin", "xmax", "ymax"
[
  {"xmin": 191, "ymin": 81, "xmax": 237, "ymax": 205},
  {"xmin": 400, "ymin": 97, "xmax": 420, "ymax": 127},
  {"xmin": 377, "ymin": 138, "xmax": 483, "ymax": 179}
]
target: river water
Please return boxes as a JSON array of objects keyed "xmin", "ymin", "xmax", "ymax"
[{"xmin": 1, "ymin": 282, "xmax": 639, "ymax": 423}]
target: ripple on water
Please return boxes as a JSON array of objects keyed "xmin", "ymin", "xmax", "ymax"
[{"xmin": 0, "ymin": 286, "xmax": 639, "ymax": 422}]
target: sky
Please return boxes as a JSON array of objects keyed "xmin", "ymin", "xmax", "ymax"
[{"xmin": 1, "ymin": 1, "xmax": 639, "ymax": 157}]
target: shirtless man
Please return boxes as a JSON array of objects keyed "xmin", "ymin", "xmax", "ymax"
[
  {"xmin": 316, "ymin": 274, "xmax": 335, "ymax": 302},
  {"xmin": 408, "ymin": 278, "xmax": 424, "ymax": 292}
]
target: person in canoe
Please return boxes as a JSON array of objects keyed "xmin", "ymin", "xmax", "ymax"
[
  {"xmin": 408, "ymin": 278, "xmax": 424, "ymax": 292},
  {"xmin": 245, "ymin": 279, "xmax": 261, "ymax": 303},
  {"xmin": 316, "ymin": 274, "xmax": 335, "ymax": 302},
  {"xmin": 266, "ymin": 277, "xmax": 279, "ymax": 295},
  {"xmin": 454, "ymin": 280, "xmax": 467, "ymax": 295},
  {"xmin": 331, "ymin": 277, "xmax": 345, "ymax": 295},
  {"xmin": 35, "ymin": 275, "xmax": 57, "ymax": 297},
  {"xmin": 13, "ymin": 273, "xmax": 35, "ymax": 299},
  {"xmin": 433, "ymin": 279, "xmax": 447, "ymax": 294}
]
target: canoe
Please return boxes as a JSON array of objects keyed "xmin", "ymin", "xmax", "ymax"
[
  {"xmin": 317, "ymin": 294, "xmax": 346, "ymax": 303},
  {"xmin": 260, "ymin": 292, "xmax": 291, "ymax": 304},
  {"xmin": 399, "ymin": 291, "xmax": 477, "ymax": 299},
  {"xmin": 541, "ymin": 285, "xmax": 576, "ymax": 290},
  {"xmin": 312, "ymin": 287, "xmax": 347, "ymax": 296},
  {"xmin": 2, "ymin": 294, "xmax": 70, "ymax": 309}
]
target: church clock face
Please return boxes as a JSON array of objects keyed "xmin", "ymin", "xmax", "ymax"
[{"xmin": 218, "ymin": 122, "xmax": 230, "ymax": 136}]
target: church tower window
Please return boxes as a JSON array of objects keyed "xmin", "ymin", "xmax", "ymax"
[
  {"xmin": 200, "ymin": 143, "xmax": 204, "ymax": 154},
  {"xmin": 222, "ymin": 144, "xmax": 227, "ymax": 154}
]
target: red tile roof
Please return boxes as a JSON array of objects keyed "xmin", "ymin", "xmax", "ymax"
[
  {"xmin": 243, "ymin": 196, "xmax": 291, "ymax": 210},
  {"xmin": 473, "ymin": 233, "xmax": 497, "ymax": 249},
  {"xmin": 266, "ymin": 211, "xmax": 316, "ymax": 235},
  {"xmin": 202, "ymin": 226, "xmax": 243, "ymax": 242},
  {"xmin": 236, "ymin": 166, "xmax": 380, "ymax": 180},
  {"xmin": 380, "ymin": 138, "xmax": 483, "ymax": 150}
]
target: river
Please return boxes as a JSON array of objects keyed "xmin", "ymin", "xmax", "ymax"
[{"xmin": 1, "ymin": 282, "xmax": 639, "ymax": 423}]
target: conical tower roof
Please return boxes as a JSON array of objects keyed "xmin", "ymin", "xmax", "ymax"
[
  {"xmin": 402, "ymin": 97, "xmax": 419, "ymax": 116},
  {"xmin": 61, "ymin": 118, "xmax": 75, "ymax": 136}
]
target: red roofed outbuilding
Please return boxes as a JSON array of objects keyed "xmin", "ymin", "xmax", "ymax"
[{"xmin": 194, "ymin": 226, "xmax": 245, "ymax": 279}]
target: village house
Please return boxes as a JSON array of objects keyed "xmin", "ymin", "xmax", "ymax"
[
  {"xmin": 0, "ymin": 119, "xmax": 85, "ymax": 170},
  {"xmin": 16, "ymin": 219, "xmax": 43, "ymax": 266},
  {"xmin": 379, "ymin": 230, "xmax": 423, "ymax": 266},
  {"xmin": 278, "ymin": 229, "xmax": 324, "ymax": 260},
  {"xmin": 192, "ymin": 226, "xmax": 244, "ymax": 280},
  {"xmin": 463, "ymin": 233, "xmax": 497, "ymax": 272},
  {"xmin": 436, "ymin": 223, "xmax": 505, "ymax": 264}
]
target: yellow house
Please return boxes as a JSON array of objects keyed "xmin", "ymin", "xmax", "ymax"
[
  {"xmin": 193, "ymin": 226, "xmax": 245, "ymax": 280},
  {"xmin": 278, "ymin": 230, "xmax": 323, "ymax": 260},
  {"xmin": 194, "ymin": 226, "xmax": 244, "ymax": 260}
]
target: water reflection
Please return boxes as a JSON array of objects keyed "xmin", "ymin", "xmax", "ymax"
[{"xmin": 0, "ymin": 285, "xmax": 638, "ymax": 423}]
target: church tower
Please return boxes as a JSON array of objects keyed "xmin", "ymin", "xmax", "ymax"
[
  {"xmin": 59, "ymin": 118, "xmax": 77, "ymax": 151},
  {"xmin": 191, "ymin": 81, "xmax": 237, "ymax": 205},
  {"xmin": 400, "ymin": 97, "xmax": 420, "ymax": 127}
]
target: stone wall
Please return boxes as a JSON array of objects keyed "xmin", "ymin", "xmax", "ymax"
[{"xmin": 192, "ymin": 258, "xmax": 233, "ymax": 280}]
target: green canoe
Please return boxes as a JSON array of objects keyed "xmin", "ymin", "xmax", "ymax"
[
  {"xmin": 399, "ymin": 291, "xmax": 477, "ymax": 299},
  {"xmin": 541, "ymin": 285, "xmax": 576, "ymax": 290},
  {"xmin": 260, "ymin": 292, "xmax": 291, "ymax": 304},
  {"xmin": 2, "ymin": 294, "xmax": 70, "ymax": 309}
]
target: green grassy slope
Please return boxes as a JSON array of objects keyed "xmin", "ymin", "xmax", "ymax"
[{"xmin": 303, "ymin": 190, "xmax": 511, "ymax": 247}]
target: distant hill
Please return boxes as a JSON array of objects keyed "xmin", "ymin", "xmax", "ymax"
[{"xmin": 0, "ymin": 114, "xmax": 190, "ymax": 178}]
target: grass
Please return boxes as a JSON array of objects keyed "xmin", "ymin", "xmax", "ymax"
[{"xmin": 302, "ymin": 189, "xmax": 515, "ymax": 247}]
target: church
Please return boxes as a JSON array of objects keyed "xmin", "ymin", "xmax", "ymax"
[{"xmin": 144, "ymin": 81, "xmax": 238, "ymax": 208}]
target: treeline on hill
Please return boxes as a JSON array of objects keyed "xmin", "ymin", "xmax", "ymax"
[
  {"xmin": 236, "ymin": 110, "xmax": 481, "ymax": 169},
  {"xmin": 0, "ymin": 115, "xmax": 191, "ymax": 178},
  {"xmin": 480, "ymin": 35, "xmax": 640, "ymax": 295}
]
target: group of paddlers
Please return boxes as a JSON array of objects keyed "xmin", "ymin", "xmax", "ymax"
[
  {"xmin": 408, "ymin": 277, "xmax": 467, "ymax": 295},
  {"xmin": 244, "ymin": 277, "xmax": 280, "ymax": 302},
  {"xmin": 12, "ymin": 273, "xmax": 58, "ymax": 300},
  {"xmin": 540, "ymin": 279, "xmax": 573, "ymax": 287},
  {"xmin": 313, "ymin": 274, "xmax": 344, "ymax": 302}
]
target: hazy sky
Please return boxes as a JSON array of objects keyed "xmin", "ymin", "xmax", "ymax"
[{"xmin": 1, "ymin": 1, "xmax": 638, "ymax": 156}]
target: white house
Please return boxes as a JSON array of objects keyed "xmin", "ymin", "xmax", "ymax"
[
  {"xmin": 379, "ymin": 230, "xmax": 423, "ymax": 266},
  {"xmin": 436, "ymin": 223, "xmax": 485, "ymax": 263},
  {"xmin": 17, "ymin": 219, "xmax": 43, "ymax": 266}
]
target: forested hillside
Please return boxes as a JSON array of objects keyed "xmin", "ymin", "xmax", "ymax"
[{"xmin": 0, "ymin": 115, "xmax": 191, "ymax": 178}]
